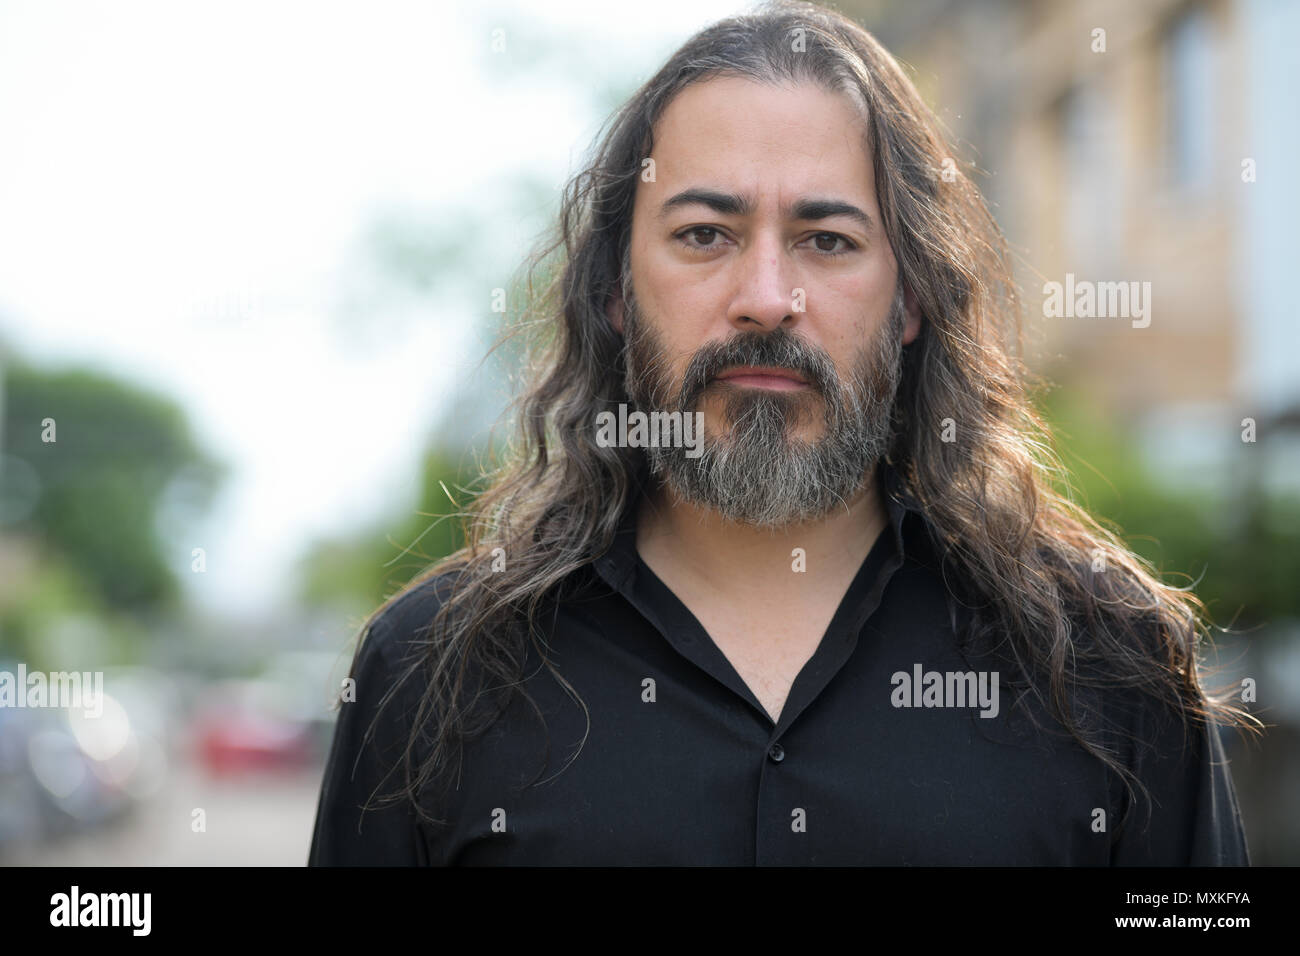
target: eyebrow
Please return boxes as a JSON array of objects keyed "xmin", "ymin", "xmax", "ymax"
[{"xmin": 657, "ymin": 188, "xmax": 875, "ymax": 230}]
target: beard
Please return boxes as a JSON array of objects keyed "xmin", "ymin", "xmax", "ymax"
[{"xmin": 622, "ymin": 284, "xmax": 907, "ymax": 528}]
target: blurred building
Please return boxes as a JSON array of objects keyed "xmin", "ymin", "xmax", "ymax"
[{"xmin": 854, "ymin": 0, "xmax": 1300, "ymax": 492}]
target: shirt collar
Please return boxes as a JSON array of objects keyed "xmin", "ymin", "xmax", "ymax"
[{"xmin": 592, "ymin": 455, "xmax": 927, "ymax": 595}]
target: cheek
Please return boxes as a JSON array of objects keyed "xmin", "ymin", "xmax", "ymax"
[
  {"xmin": 825, "ymin": 278, "xmax": 895, "ymax": 351},
  {"xmin": 641, "ymin": 292, "xmax": 715, "ymax": 364},
  {"xmin": 816, "ymin": 298, "xmax": 873, "ymax": 363}
]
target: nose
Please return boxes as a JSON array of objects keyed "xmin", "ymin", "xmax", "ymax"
[{"xmin": 726, "ymin": 230, "xmax": 800, "ymax": 334}]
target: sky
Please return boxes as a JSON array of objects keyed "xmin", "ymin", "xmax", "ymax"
[{"xmin": 0, "ymin": 0, "xmax": 747, "ymax": 615}]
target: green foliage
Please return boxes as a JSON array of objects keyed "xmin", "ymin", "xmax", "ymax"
[
  {"xmin": 1, "ymin": 360, "xmax": 226, "ymax": 612},
  {"xmin": 1037, "ymin": 389, "xmax": 1300, "ymax": 630},
  {"xmin": 298, "ymin": 446, "xmax": 480, "ymax": 611}
]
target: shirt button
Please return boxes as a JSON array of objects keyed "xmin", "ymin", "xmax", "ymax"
[{"xmin": 768, "ymin": 743, "xmax": 785, "ymax": 763}]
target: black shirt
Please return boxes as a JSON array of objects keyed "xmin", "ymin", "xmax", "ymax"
[{"xmin": 308, "ymin": 460, "xmax": 1249, "ymax": 866}]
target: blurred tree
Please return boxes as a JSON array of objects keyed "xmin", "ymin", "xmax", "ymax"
[
  {"xmin": 0, "ymin": 360, "xmax": 226, "ymax": 628},
  {"xmin": 298, "ymin": 445, "xmax": 480, "ymax": 611},
  {"xmin": 297, "ymin": 201, "xmax": 561, "ymax": 614},
  {"xmin": 1038, "ymin": 388, "xmax": 1300, "ymax": 632}
]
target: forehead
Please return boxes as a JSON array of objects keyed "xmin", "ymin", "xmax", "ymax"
[{"xmin": 643, "ymin": 74, "xmax": 876, "ymax": 209}]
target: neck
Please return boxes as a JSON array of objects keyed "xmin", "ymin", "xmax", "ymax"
[{"xmin": 634, "ymin": 463, "xmax": 889, "ymax": 599}]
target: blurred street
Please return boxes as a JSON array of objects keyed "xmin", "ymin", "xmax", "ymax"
[{"xmin": 6, "ymin": 756, "xmax": 325, "ymax": 867}]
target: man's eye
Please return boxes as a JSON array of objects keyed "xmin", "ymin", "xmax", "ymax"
[
  {"xmin": 677, "ymin": 227, "xmax": 725, "ymax": 252},
  {"xmin": 808, "ymin": 232, "xmax": 856, "ymax": 256}
]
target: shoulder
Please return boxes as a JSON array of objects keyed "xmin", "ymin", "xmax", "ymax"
[
  {"xmin": 332, "ymin": 571, "xmax": 466, "ymax": 735},
  {"xmin": 355, "ymin": 570, "xmax": 463, "ymax": 671},
  {"xmin": 310, "ymin": 575, "xmax": 463, "ymax": 865},
  {"xmin": 1061, "ymin": 601, "xmax": 1221, "ymax": 799},
  {"xmin": 347, "ymin": 564, "xmax": 523, "ymax": 730}
]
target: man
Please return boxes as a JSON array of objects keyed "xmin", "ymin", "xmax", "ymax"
[{"xmin": 309, "ymin": 0, "xmax": 1256, "ymax": 865}]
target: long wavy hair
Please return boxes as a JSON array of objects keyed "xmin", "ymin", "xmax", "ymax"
[{"xmin": 355, "ymin": 0, "xmax": 1261, "ymax": 831}]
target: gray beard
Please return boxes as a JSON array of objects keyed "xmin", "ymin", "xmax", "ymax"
[{"xmin": 622, "ymin": 286, "xmax": 906, "ymax": 528}]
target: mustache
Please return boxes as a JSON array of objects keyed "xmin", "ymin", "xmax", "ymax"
[{"xmin": 678, "ymin": 328, "xmax": 834, "ymax": 408}]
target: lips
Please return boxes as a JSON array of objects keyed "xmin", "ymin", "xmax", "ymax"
[{"xmin": 714, "ymin": 365, "xmax": 809, "ymax": 386}]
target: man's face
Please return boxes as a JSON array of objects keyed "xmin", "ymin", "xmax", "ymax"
[{"xmin": 615, "ymin": 75, "xmax": 919, "ymax": 527}]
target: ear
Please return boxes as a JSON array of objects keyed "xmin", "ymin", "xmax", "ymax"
[
  {"xmin": 607, "ymin": 284, "xmax": 626, "ymax": 335},
  {"xmin": 901, "ymin": 281, "xmax": 922, "ymax": 346}
]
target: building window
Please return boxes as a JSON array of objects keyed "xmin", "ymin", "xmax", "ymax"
[
  {"xmin": 1165, "ymin": 3, "xmax": 1216, "ymax": 189},
  {"xmin": 1060, "ymin": 80, "xmax": 1120, "ymax": 269}
]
